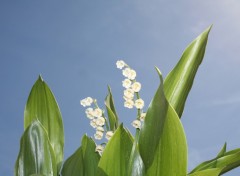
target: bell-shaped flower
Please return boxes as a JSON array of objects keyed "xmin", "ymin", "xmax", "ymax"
[
  {"xmin": 90, "ymin": 119, "xmax": 97, "ymax": 128},
  {"xmin": 135, "ymin": 98, "xmax": 144, "ymax": 109},
  {"xmin": 93, "ymin": 108, "xmax": 103, "ymax": 118},
  {"xmin": 124, "ymin": 89, "xmax": 134, "ymax": 99},
  {"xmin": 131, "ymin": 119, "xmax": 141, "ymax": 129},
  {"xmin": 96, "ymin": 126, "xmax": 105, "ymax": 132},
  {"xmin": 122, "ymin": 79, "xmax": 132, "ymax": 89},
  {"xmin": 95, "ymin": 117, "xmax": 105, "ymax": 126},
  {"xmin": 116, "ymin": 60, "xmax": 126, "ymax": 69},
  {"xmin": 131, "ymin": 82, "xmax": 141, "ymax": 92},
  {"xmin": 105, "ymin": 131, "xmax": 114, "ymax": 140},
  {"xmin": 94, "ymin": 131, "xmax": 104, "ymax": 140},
  {"xmin": 80, "ymin": 97, "xmax": 93, "ymax": 107},
  {"xmin": 124, "ymin": 99, "xmax": 134, "ymax": 109},
  {"xmin": 95, "ymin": 145, "xmax": 104, "ymax": 154},
  {"xmin": 122, "ymin": 68, "xmax": 131, "ymax": 77},
  {"xmin": 85, "ymin": 108, "xmax": 94, "ymax": 119},
  {"xmin": 140, "ymin": 112, "xmax": 146, "ymax": 121},
  {"xmin": 127, "ymin": 69, "xmax": 136, "ymax": 80}
]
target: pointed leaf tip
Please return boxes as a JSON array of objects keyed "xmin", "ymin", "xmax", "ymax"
[
  {"xmin": 155, "ymin": 66, "xmax": 164, "ymax": 83},
  {"xmin": 38, "ymin": 75, "xmax": 44, "ymax": 82}
]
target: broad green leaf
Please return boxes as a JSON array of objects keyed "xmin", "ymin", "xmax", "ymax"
[
  {"xmin": 61, "ymin": 147, "xmax": 84, "ymax": 176},
  {"xmin": 98, "ymin": 124, "xmax": 133, "ymax": 176},
  {"xmin": 24, "ymin": 76, "xmax": 64, "ymax": 172},
  {"xmin": 139, "ymin": 68, "xmax": 168, "ymax": 169},
  {"xmin": 105, "ymin": 86, "xmax": 119, "ymax": 130},
  {"xmin": 128, "ymin": 131, "xmax": 145, "ymax": 176},
  {"xmin": 15, "ymin": 120, "xmax": 57, "ymax": 176},
  {"xmin": 139, "ymin": 68, "xmax": 188, "ymax": 175},
  {"xmin": 61, "ymin": 135, "xmax": 100, "ymax": 176},
  {"xmin": 188, "ymin": 168, "xmax": 222, "ymax": 176},
  {"xmin": 81, "ymin": 135, "xmax": 101, "ymax": 176},
  {"xmin": 145, "ymin": 105, "xmax": 187, "ymax": 175},
  {"xmin": 164, "ymin": 26, "xmax": 211, "ymax": 118}
]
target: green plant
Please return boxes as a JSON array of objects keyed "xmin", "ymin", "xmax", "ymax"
[{"xmin": 14, "ymin": 26, "xmax": 240, "ymax": 176}]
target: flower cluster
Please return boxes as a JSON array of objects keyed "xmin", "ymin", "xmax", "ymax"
[
  {"xmin": 116, "ymin": 60, "xmax": 146, "ymax": 129},
  {"xmin": 116, "ymin": 60, "xmax": 144, "ymax": 110},
  {"xmin": 80, "ymin": 97, "xmax": 114, "ymax": 154}
]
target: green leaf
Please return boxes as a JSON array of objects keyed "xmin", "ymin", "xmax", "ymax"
[
  {"xmin": 139, "ymin": 68, "xmax": 188, "ymax": 175},
  {"xmin": 164, "ymin": 26, "xmax": 211, "ymax": 118},
  {"xmin": 138, "ymin": 68, "xmax": 168, "ymax": 169},
  {"xmin": 15, "ymin": 120, "xmax": 57, "ymax": 176},
  {"xmin": 98, "ymin": 124, "xmax": 133, "ymax": 176},
  {"xmin": 61, "ymin": 135, "xmax": 100, "ymax": 176},
  {"xmin": 190, "ymin": 144, "xmax": 240, "ymax": 175},
  {"xmin": 188, "ymin": 168, "xmax": 222, "ymax": 176},
  {"xmin": 24, "ymin": 76, "xmax": 64, "ymax": 172},
  {"xmin": 81, "ymin": 135, "xmax": 101, "ymax": 176},
  {"xmin": 190, "ymin": 143, "xmax": 227, "ymax": 174},
  {"xmin": 105, "ymin": 86, "xmax": 119, "ymax": 131},
  {"xmin": 61, "ymin": 146, "xmax": 84, "ymax": 176},
  {"xmin": 128, "ymin": 133, "xmax": 145, "ymax": 176}
]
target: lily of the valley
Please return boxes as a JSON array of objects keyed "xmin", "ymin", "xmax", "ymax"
[
  {"xmin": 116, "ymin": 60, "xmax": 126, "ymax": 69},
  {"xmin": 105, "ymin": 131, "xmax": 114, "ymax": 140},
  {"xmin": 80, "ymin": 97, "xmax": 93, "ymax": 107},
  {"xmin": 135, "ymin": 98, "xmax": 144, "ymax": 109},
  {"xmin": 131, "ymin": 119, "xmax": 141, "ymax": 129},
  {"xmin": 95, "ymin": 145, "xmax": 104, "ymax": 154}
]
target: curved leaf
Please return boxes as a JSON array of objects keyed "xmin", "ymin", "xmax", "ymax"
[
  {"xmin": 61, "ymin": 135, "xmax": 100, "ymax": 176},
  {"xmin": 139, "ymin": 68, "xmax": 168, "ymax": 168},
  {"xmin": 164, "ymin": 26, "xmax": 211, "ymax": 118},
  {"xmin": 15, "ymin": 120, "xmax": 57, "ymax": 176},
  {"xmin": 128, "ymin": 134, "xmax": 145, "ymax": 176},
  {"xmin": 139, "ymin": 68, "xmax": 188, "ymax": 175},
  {"xmin": 61, "ymin": 147, "xmax": 84, "ymax": 176},
  {"xmin": 24, "ymin": 76, "xmax": 64, "ymax": 172},
  {"xmin": 190, "ymin": 143, "xmax": 226, "ymax": 173},
  {"xmin": 81, "ymin": 135, "xmax": 101, "ymax": 176},
  {"xmin": 105, "ymin": 86, "xmax": 119, "ymax": 131},
  {"xmin": 188, "ymin": 168, "xmax": 222, "ymax": 176},
  {"xmin": 98, "ymin": 124, "xmax": 133, "ymax": 176},
  {"xmin": 145, "ymin": 105, "xmax": 187, "ymax": 176},
  {"xmin": 190, "ymin": 143, "xmax": 240, "ymax": 175}
]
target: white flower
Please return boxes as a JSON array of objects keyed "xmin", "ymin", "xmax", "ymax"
[
  {"xmin": 90, "ymin": 119, "xmax": 97, "ymax": 128},
  {"xmin": 95, "ymin": 145, "xmax": 104, "ymax": 154},
  {"xmin": 122, "ymin": 79, "xmax": 132, "ymax": 89},
  {"xmin": 96, "ymin": 126, "xmax": 105, "ymax": 132},
  {"xmin": 127, "ymin": 69, "xmax": 136, "ymax": 80},
  {"xmin": 131, "ymin": 82, "xmax": 141, "ymax": 92},
  {"xmin": 131, "ymin": 119, "xmax": 141, "ymax": 129},
  {"xmin": 122, "ymin": 68, "xmax": 131, "ymax": 77},
  {"xmin": 105, "ymin": 131, "xmax": 114, "ymax": 140},
  {"xmin": 85, "ymin": 97, "xmax": 93, "ymax": 105},
  {"xmin": 124, "ymin": 89, "xmax": 134, "ymax": 99},
  {"xmin": 95, "ymin": 117, "xmax": 105, "ymax": 126},
  {"xmin": 80, "ymin": 99, "xmax": 87, "ymax": 107},
  {"xmin": 135, "ymin": 98, "xmax": 144, "ymax": 109},
  {"xmin": 140, "ymin": 113, "xmax": 146, "ymax": 121},
  {"xmin": 116, "ymin": 60, "xmax": 126, "ymax": 69},
  {"xmin": 80, "ymin": 97, "xmax": 93, "ymax": 107},
  {"xmin": 94, "ymin": 131, "xmax": 104, "ymax": 140},
  {"xmin": 85, "ymin": 108, "xmax": 94, "ymax": 119},
  {"xmin": 93, "ymin": 108, "xmax": 103, "ymax": 118},
  {"xmin": 124, "ymin": 99, "xmax": 134, "ymax": 109}
]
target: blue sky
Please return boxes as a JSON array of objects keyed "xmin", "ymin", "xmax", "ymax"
[{"xmin": 1, "ymin": 0, "xmax": 240, "ymax": 175}]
